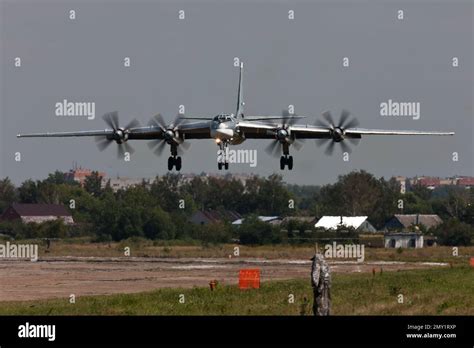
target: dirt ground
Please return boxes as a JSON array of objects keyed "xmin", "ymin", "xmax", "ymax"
[{"xmin": 0, "ymin": 257, "xmax": 448, "ymax": 302}]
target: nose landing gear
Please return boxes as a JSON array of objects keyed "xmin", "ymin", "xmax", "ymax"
[{"xmin": 217, "ymin": 140, "xmax": 230, "ymax": 170}]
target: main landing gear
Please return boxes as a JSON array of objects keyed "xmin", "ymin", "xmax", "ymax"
[
  {"xmin": 280, "ymin": 143, "xmax": 293, "ymax": 170},
  {"xmin": 168, "ymin": 144, "xmax": 182, "ymax": 171},
  {"xmin": 217, "ymin": 140, "xmax": 230, "ymax": 170},
  {"xmin": 168, "ymin": 156, "xmax": 182, "ymax": 171},
  {"xmin": 280, "ymin": 155, "xmax": 293, "ymax": 170}
]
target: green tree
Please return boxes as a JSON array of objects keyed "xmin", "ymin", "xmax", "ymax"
[
  {"xmin": 150, "ymin": 174, "xmax": 182, "ymax": 212},
  {"xmin": 238, "ymin": 215, "xmax": 280, "ymax": 245},
  {"xmin": 0, "ymin": 178, "xmax": 17, "ymax": 214},
  {"xmin": 143, "ymin": 207, "xmax": 176, "ymax": 240},
  {"xmin": 44, "ymin": 171, "xmax": 69, "ymax": 185},
  {"xmin": 18, "ymin": 179, "xmax": 39, "ymax": 203},
  {"xmin": 432, "ymin": 218, "xmax": 473, "ymax": 246},
  {"xmin": 84, "ymin": 171, "xmax": 103, "ymax": 197},
  {"xmin": 257, "ymin": 174, "xmax": 292, "ymax": 215}
]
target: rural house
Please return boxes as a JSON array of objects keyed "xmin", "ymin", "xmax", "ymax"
[
  {"xmin": 384, "ymin": 214, "xmax": 443, "ymax": 231},
  {"xmin": 0, "ymin": 203, "xmax": 74, "ymax": 225},
  {"xmin": 189, "ymin": 210, "xmax": 241, "ymax": 225}
]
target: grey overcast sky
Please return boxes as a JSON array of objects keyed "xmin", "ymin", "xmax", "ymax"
[{"xmin": 1, "ymin": 0, "xmax": 472, "ymax": 185}]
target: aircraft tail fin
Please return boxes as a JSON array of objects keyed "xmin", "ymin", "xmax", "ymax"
[{"xmin": 236, "ymin": 62, "xmax": 244, "ymax": 119}]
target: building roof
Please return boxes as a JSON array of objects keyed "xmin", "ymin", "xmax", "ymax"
[
  {"xmin": 416, "ymin": 177, "xmax": 440, "ymax": 187},
  {"xmin": 193, "ymin": 210, "xmax": 241, "ymax": 223},
  {"xmin": 232, "ymin": 216, "xmax": 280, "ymax": 225},
  {"xmin": 281, "ymin": 216, "xmax": 317, "ymax": 224},
  {"xmin": 384, "ymin": 232, "xmax": 422, "ymax": 237},
  {"xmin": 392, "ymin": 214, "xmax": 442, "ymax": 229},
  {"xmin": 457, "ymin": 177, "xmax": 474, "ymax": 186},
  {"xmin": 10, "ymin": 203, "xmax": 71, "ymax": 217},
  {"xmin": 315, "ymin": 216, "xmax": 369, "ymax": 230}
]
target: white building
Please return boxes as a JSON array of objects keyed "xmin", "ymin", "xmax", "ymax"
[
  {"xmin": 315, "ymin": 216, "xmax": 377, "ymax": 232},
  {"xmin": 384, "ymin": 232, "xmax": 424, "ymax": 248}
]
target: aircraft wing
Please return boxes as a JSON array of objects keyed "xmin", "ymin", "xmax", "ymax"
[
  {"xmin": 243, "ymin": 115, "xmax": 306, "ymax": 121},
  {"xmin": 17, "ymin": 121, "xmax": 213, "ymax": 140},
  {"xmin": 17, "ymin": 126, "xmax": 166, "ymax": 140},
  {"xmin": 17, "ymin": 129, "xmax": 115, "ymax": 138},
  {"xmin": 344, "ymin": 128, "xmax": 455, "ymax": 136},
  {"xmin": 238, "ymin": 121, "xmax": 332, "ymax": 139},
  {"xmin": 178, "ymin": 121, "xmax": 212, "ymax": 139},
  {"xmin": 238, "ymin": 121, "xmax": 454, "ymax": 139}
]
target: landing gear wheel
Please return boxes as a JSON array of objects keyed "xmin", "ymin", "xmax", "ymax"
[
  {"xmin": 218, "ymin": 162, "xmax": 223, "ymax": 170},
  {"xmin": 168, "ymin": 157, "xmax": 174, "ymax": 171},
  {"xmin": 176, "ymin": 157, "xmax": 182, "ymax": 171},
  {"xmin": 288, "ymin": 156, "xmax": 293, "ymax": 170},
  {"xmin": 280, "ymin": 156, "xmax": 285, "ymax": 170},
  {"xmin": 224, "ymin": 162, "xmax": 229, "ymax": 170}
]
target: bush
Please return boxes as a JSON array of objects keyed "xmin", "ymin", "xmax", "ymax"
[
  {"xmin": 191, "ymin": 222, "xmax": 232, "ymax": 245},
  {"xmin": 238, "ymin": 216, "xmax": 281, "ymax": 245},
  {"xmin": 432, "ymin": 218, "xmax": 473, "ymax": 246}
]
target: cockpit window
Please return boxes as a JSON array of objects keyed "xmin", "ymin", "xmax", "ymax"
[{"xmin": 214, "ymin": 114, "xmax": 232, "ymax": 122}]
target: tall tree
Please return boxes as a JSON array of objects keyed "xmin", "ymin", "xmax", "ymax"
[
  {"xmin": 18, "ymin": 179, "xmax": 39, "ymax": 203},
  {"xmin": 0, "ymin": 177, "xmax": 17, "ymax": 214},
  {"xmin": 84, "ymin": 171, "xmax": 103, "ymax": 197}
]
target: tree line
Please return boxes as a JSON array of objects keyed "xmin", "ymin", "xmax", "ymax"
[{"xmin": 0, "ymin": 170, "xmax": 472, "ymax": 245}]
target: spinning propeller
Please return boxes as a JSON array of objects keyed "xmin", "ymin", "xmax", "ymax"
[
  {"xmin": 147, "ymin": 113, "xmax": 190, "ymax": 156},
  {"xmin": 315, "ymin": 110, "xmax": 360, "ymax": 155},
  {"xmin": 265, "ymin": 109, "xmax": 305, "ymax": 157},
  {"xmin": 95, "ymin": 111, "xmax": 140, "ymax": 159}
]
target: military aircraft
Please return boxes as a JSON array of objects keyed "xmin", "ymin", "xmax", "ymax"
[{"xmin": 17, "ymin": 62, "xmax": 454, "ymax": 171}]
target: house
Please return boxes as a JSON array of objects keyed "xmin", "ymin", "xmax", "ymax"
[
  {"xmin": 0, "ymin": 203, "xmax": 74, "ymax": 225},
  {"xmin": 384, "ymin": 232, "xmax": 424, "ymax": 248},
  {"xmin": 457, "ymin": 176, "xmax": 474, "ymax": 188},
  {"xmin": 189, "ymin": 210, "xmax": 241, "ymax": 225},
  {"xmin": 412, "ymin": 177, "xmax": 441, "ymax": 190},
  {"xmin": 232, "ymin": 216, "xmax": 282, "ymax": 226},
  {"xmin": 281, "ymin": 216, "xmax": 318, "ymax": 226},
  {"xmin": 384, "ymin": 214, "xmax": 442, "ymax": 231},
  {"xmin": 64, "ymin": 167, "xmax": 106, "ymax": 186},
  {"xmin": 314, "ymin": 216, "xmax": 377, "ymax": 232},
  {"xmin": 105, "ymin": 177, "xmax": 149, "ymax": 192}
]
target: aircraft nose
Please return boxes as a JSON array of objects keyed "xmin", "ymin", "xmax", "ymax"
[{"xmin": 216, "ymin": 128, "xmax": 234, "ymax": 138}]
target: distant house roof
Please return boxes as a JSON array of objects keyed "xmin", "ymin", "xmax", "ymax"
[
  {"xmin": 10, "ymin": 203, "xmax": 72, "ymax": 217},
  {"xmin": 232, "ymin": 216, "xmax": 281, "ymax": 225},
  {"xmin": 416, "ymin": 177, "xmax": 440, "ymax": 187},
  {"xmin": 189, "ymin": 210, "xmax": 241, "ymax": 225},
  {"xmin": 315, "ymin": 216, "xmax": 371, "ymax": 230},
  {"xmin": 388, "ymin": 214, "xmax": 443, "ymax": 229},
  {"xmin": 281, "ymin": 216, "xmax": 317, "ymax": 225},
  {"xmin": 457, "ymin": 177, "xmax": 474, "ymax": 187}
]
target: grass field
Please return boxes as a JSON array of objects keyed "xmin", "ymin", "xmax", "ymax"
[{"xmin": 1, "ymin": 266, "xmax": 472, "ymax": 315}]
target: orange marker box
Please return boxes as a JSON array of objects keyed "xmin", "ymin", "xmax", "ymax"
[{"xmin": 239, "ymin": 269, "xmax": 260, "ymax": 289}]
